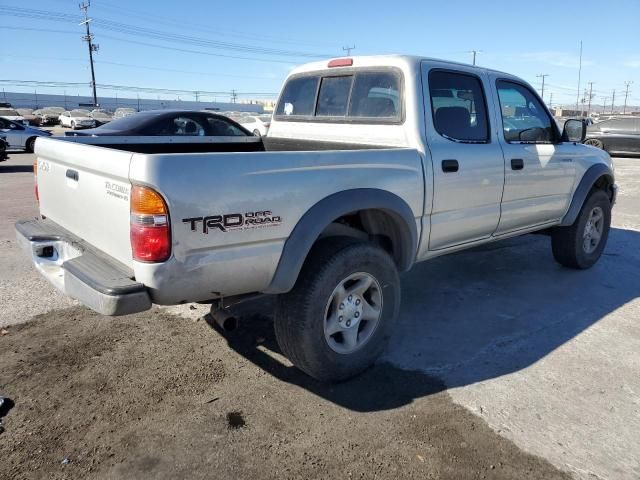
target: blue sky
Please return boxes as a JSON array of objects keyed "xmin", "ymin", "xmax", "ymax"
[{"xmin": 1, "ymin": 0, "xmax": 639, "ymax": 107}]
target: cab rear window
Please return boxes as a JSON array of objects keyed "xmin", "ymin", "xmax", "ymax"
[{"xmin": 275, "ymin": 69, "xmax": 402, "ymax": 123}]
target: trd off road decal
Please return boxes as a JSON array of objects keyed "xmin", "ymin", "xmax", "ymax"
[{"xmin": 182, "ymin": 211, "xmax": 282, "ymax": 233}]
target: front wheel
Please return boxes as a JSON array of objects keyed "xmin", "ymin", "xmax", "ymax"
[
  {"xmin": 275, "ymin": 240, "xmax": 400, "ymax": 382},
  {"xmin": 552, "ymin": 189, "xmax": 611, "ymax": 269}
]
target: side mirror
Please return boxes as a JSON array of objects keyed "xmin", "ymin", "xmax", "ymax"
[{"xmin": 562, "ymin": 119, "xmax": 586, "ymax": 143}]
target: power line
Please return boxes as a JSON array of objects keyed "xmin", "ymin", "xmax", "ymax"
[
  {"xmin": 0, "ymin": 79, "xmax": 278, "ymax": 97},
  {"xmin": 1, "ymin": 6, "xmax": 335, "ymax": 59}
]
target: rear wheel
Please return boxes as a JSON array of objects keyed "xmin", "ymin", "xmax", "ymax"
[
  {"xmin": 25, "ymin": 137, "xmax": 36, "ymax": 153},
  {"xmin": 551, "ymin": 189, "xmax": 611, "ymax": 269},
  {"xmin": 584, "ymin": 138, "xmax": 604, "ymax": 150},
  {"xmin": 275, "ymin": 239, "xmax": 400, "ymax": 382}
]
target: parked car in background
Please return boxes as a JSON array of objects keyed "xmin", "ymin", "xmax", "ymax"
[
  {"xmin": 35, "ymin": 107, "xmax": 64, "ymax": 125},
  {"xmin": 16, "ymin": 109, "xmax": 43, "ymax": 127},
  {"xmin": 0, "ymin": 116, "xmax": 52, "ymax": 152},
  {"xmin": 63, "ymin": 110, "xmax": 254, "ymax": 154},
  {"xmin": 0, "ymin": 107, "xmax": 25, "ymax": 124},
  {"xmin": 90, "ymin": 109, "xmax": 113, "ymax": 126},
  {"xmin": 584, "ymin": 116, "xmax": 640, "ymax": 156},
  {"xmin": 233, "ymin": 114, "xmax": 272, "ymax": 136},
  {"xmin": 66, "ymin": 110, "xmax": 251, "ymax": 141},
  {"xmin": 113, "ymin": 107, "xmax": 137, "ymax": 119},
  {"xmin": 59, "ymin": 109, "xmax": 97, "ymax": 129}
]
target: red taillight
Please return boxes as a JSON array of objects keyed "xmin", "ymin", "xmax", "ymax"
[
  {"xmin": 130, "ymin": 185, "xmax": 171, "ymax": 262},
  {"xmin": 130, "ymin": 224, "xmax": 170, "ymax": 262},
  {"xmin": 328, "ymin": 58, "xmax": 353, "ymax": 68}
]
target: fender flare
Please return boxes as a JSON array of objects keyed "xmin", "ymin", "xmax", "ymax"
[
  {"xmin": 560, "ymin": 163, "xmax": 614, "ymax": 226},
  {"xmin": 263, "ymin": 188, "xmax": 418, "ymax": 294}
]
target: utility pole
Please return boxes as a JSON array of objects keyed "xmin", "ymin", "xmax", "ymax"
[
  {"xmin": 611, "ymin": 89, "xmax": 616, "ymax": 114},
  {"xmin": 549, "ymin": 91, "xmax": 553, "ymax": 109},
  {"xmin": 342, "ymin": 45, "xmax": 355, "ymax": 56},
  {"xmin": 586, "ymin": 82, "xmax": 595, "ymax": 117},
  {"xmin": 79, "ymin": 1, "xmax": 99, "ymax": 107},
  {"xmin": 601, "ymin": 96, "xmax": 609, "ymax": 114},
  {"xmin": 623, "ymin": 81, "xmax": 633, "ymax": 114},
  {"xmin": 536, "ymin": 74, "xmax": 549, "ymax": 101},
  {"xmin": 575, "ymin": 40, "xmax": 583, "ymax": 115},
  {"xmin": 231, "ymin": 89, "xmax": 237, "ymax": 104},
  {"xmin": 468, "ymin": 50, "xmax": 482, "ymax": 65}
]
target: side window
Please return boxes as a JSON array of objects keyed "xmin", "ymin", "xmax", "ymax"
[
  {"xmin": 144, "ymin": 116, "xmax": 206, "ymax": 136},
  {"xmin": 429, "ymin": 70, "xmax": 489, "ymax": 142},
  {"xmin": 206, "ymin": 117, "xmax": 247, "ymax": 136},
  {"xmin": 316, "ymin": 76, "xmax": 352, "ymax": 117},
  {"xmin": 496, "ymin": 80, "xmax": 554, "ymax": 143},
  {"xmin": 349, "ymin": 71, "xmax": 400, "ymax": 118},
  {"xmin": 276, "ymin": 75, "xmax": 320, "ymax": 117}
]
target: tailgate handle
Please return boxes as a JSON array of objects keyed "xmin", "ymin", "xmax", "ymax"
[{"xmin": 66, "ymin": 169, "xmax": 79, "ymax": 181}]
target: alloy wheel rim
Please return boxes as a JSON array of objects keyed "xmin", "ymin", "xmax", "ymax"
[
  {"xmin": 323, "ymin": 272, "xmax": 383, "ymax": 354},
  {"xmin": 583, "ymin": 206, "xmax": 604, "ymax": 254}
]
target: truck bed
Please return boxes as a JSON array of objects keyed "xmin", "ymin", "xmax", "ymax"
[{"xmin": 58, "ymin": 135, "xmax": 395, "ymax": 154}]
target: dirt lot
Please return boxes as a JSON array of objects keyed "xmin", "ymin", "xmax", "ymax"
[
  {"xmin": 1, "ymin": 305, "xmax": 568, "ymax": 480},
  {"xmin": 1, "ymin": 151, "xmax": 639, "ymax": 479}
]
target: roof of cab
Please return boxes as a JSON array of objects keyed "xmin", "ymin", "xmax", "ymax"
[{"xmin": 288, "ymin": 54, "xmax": 515, "ymax": 79}]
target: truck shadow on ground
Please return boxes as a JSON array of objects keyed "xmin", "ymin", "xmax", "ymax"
[
  {"xmin": 0, "ymin": 164, "xmax": 33, "ymax": 173},
  {"xmin": 208, "ymin": 227, "xmax": 640, "ymax": 412}
]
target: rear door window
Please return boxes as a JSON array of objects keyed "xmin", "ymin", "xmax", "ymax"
[
  {"xmin": 429, "ymin": 70, "xmax": 489, "ymax": 142},
  {"xmin": 316, "ymin": 76, "xmax": 353, "ymax": 117},
  {"xmin": 276, "ymin": 75, "xmax": 320, "ymax": 117},
  {"xmin": 349, "ymin": 71, "xmax": 400, "ymax": 118}
]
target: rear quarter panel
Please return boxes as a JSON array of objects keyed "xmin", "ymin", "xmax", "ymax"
[{"xmin": 129, "ymin": 149, "xmax": 424, "ymax": 304}]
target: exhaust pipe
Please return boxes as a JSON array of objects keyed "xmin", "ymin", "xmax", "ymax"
[{"xmin": 210, "ymin": 307, "xmax": 238, "ymax": 332}]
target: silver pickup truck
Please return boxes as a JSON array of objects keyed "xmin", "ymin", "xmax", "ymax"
[{"xmin": 17, "ymin": 55, "xmax": 616, "ymax": 381}]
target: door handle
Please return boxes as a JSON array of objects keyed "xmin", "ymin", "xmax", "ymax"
[
  {"xmin": 511, "ymin": 158, "xmax": 524, "ymax": 170},
  {"xmin": 442, "ymin": 159, "xmax": 459, "ymax": 173},
  {"xmin": 66, "ymin": 169, "xmax": 79, "ymax": 181}
]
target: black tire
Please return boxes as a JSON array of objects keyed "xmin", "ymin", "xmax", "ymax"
[
  {"xmin": 552, "ymin": 189, "xmax": 611, "ymax": 269},
  {"xmin": 275, "ymin": 239, "xmax": 400, "ymax": 382},
  {"xmin": 25, "ymin": 137, "xmax": 36, "ymax": 153},
  {"xmin": 584, "ymin": 138, "xmax": 604, "ymax": 150}
]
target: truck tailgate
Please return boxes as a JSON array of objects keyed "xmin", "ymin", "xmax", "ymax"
[{"xmin": 35, "ymin": 137, "xmax": 134, "ymax": 267}]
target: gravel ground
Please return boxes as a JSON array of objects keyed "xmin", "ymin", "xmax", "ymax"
[{"xmin": 1, "ymin": 150, "xmax": 639, "ymax": 479}]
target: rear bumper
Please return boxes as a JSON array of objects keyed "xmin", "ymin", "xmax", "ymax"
[{"xmin": 15, "ymin": 218, "xmax": 151, "ymax": 316}]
